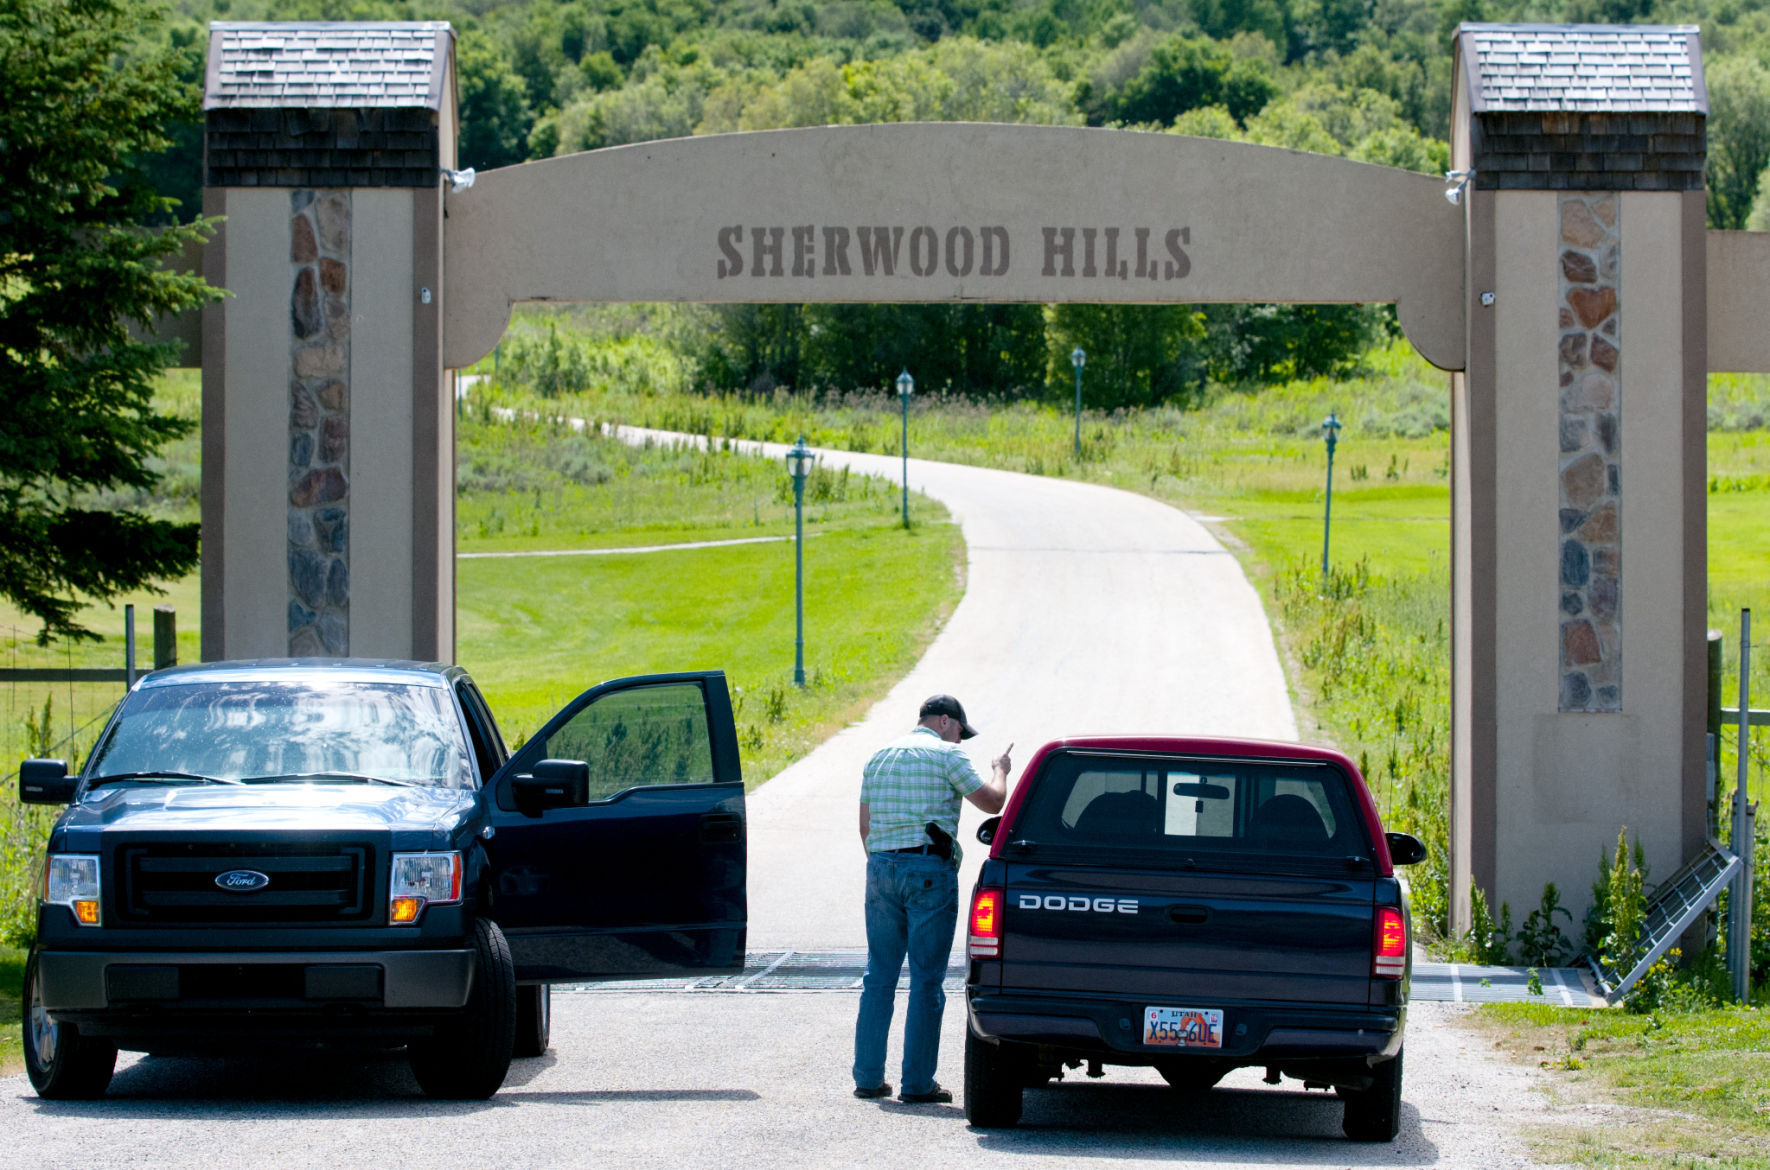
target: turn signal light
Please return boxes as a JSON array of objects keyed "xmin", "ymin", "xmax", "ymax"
[
  {"xmin": 390, "ymin": 896, "xmax": 422, "ymax": 924},
  {"xmin": 969, "ymin": 887, "xmax": 1003, "ymax": 959},
  {"xmin": 1373, "ymin": 906, "xmax": 1407, "ymax": 978},
  {"xmin": 73, "ymin": 900, "xmax": 100, "ymax": 925}
]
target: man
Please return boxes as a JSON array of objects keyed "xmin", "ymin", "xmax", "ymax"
[{"xmin": 853, "ymin": 694, "xmax": 1011, "ymax": 1105}]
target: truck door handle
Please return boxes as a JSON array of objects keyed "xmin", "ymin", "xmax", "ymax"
[
  {"xmin": 698, "ymin": 812, "xmax": 743, "ymax": 845},
  {"xmin": 1167, "ymin": 905, "xmax": 1210, "ymax": 924}
]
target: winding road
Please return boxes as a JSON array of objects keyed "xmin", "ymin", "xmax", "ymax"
[{"xmin": 665, "ymin": 432, "xmax": 1299, "ymax": 949}]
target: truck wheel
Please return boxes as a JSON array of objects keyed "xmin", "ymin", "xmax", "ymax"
[
  {"xmin": 963, "ymin": 1029, "xmax": 1024, "ymax": 1128},
  {"xmin": 1341, "ymin": 1049, "xmax": 1403, "ymax": 1142},
  {"xmin": 1156, "ymin": 1058, "xmax": 1227, "ymax": 1094},
  {"xmin": 513, "ymin": 984, "xmax": 551, "ymax": 1058},
  {"xmin": 23, "ymin": 948, "xmax": 117, "ymax": 1100},
  {"xmin": 409, "ymin": 919, "xmax": 516, "ymax": 1099}
]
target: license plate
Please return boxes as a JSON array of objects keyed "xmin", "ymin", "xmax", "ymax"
[{"xmin": 1143, "ymin": 1006, "xmax": 1224, "ymax": 1048}]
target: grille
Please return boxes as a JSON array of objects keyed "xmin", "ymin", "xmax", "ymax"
[{"xmin": 119, "ymin": 842, "xmax": 373, "ymax": 926}]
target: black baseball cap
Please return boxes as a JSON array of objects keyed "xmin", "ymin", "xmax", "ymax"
[{"xmin": 919, "ymin": 694, "xmax": 978, "ymax": 739}]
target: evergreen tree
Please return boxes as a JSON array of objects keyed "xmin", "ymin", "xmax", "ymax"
[{"xmin": 0, "ymin": 0, "xmax": 216, "ymax": 641}]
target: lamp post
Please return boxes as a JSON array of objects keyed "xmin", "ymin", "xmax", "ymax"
[
  {"xmin": 1071, "ymin": 347, "xmax": 1086, "ymax": 459},
  {"xmin": 785, "ymin": 437, "xmax": 813, "ymax": 687},
  {"xmin": 1320, "ymin": 411, "xmax": 1343, "ymax": 581},
  {"xmin": 896, "ymin": 369, "xmax": 914, "ymax": 528}
]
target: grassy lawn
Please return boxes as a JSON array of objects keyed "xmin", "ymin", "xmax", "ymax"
[
  {"xmin": 460, "ymin": 520, "xmax": 962, "ymax": 780},
  {"xmin": 0, "ymin": 946, "xmax": 19, "ymax": 1079},
  {"xmin": 1474, "ymin": 1001, "xmax": 1770, "ymax": 1168}
]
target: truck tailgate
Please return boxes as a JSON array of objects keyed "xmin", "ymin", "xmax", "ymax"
[{"xmin": 999, "ymin": 860, "xmax": 1376, "ymax": 1005}]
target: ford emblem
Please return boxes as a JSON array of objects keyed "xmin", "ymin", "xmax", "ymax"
[{"xmin": 215, "ymin": 869, "xmax": 271, "ymax": 893}]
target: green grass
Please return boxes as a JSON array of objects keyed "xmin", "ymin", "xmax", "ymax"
[
  {"xmin": 0, "ymin": 946, "xmax": 20, "ymax": 1078},
  {"xmin": 452, "ymin": 408, "xmax": 964, "ymax": 779},
  {"xmin": 460, "ymin": 521, "xmax": 962, "ymax": 782},
  {"xmin": 1475, "ymin": 1001, "xmax": 1770, "ymax": 1167}
]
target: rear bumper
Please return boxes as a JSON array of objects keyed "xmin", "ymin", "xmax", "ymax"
[
  {"xmin": 967, "ymin": 989, "xmax": 1403, "ymax": 1065},
  {"xmin": 37, "ymin": 948, "xmax": 474, "ymax": 1014}
]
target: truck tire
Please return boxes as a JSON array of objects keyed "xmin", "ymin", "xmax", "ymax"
[
  {"xmin": 409, "ymin": 919, "xmax": 516, "ymax": 1099},
  {"xmin": 1341, "ymin": 1049, "xmax": 1403, "ymax": 1142},
  {"xmin": 513, "ymin": 984, "xmax": 551, "ymax": 1058},
  {"xmin": 963, "ymin": 1029, "xmax": 1024, "ymax": 1128},
  {"xmin": 23, "ymin": 948, "xmax": 117, "ymax": 1100},
  {"xmin": 1155, "ymin": 1058, "xmax": 1227, "ymax": 1094}
]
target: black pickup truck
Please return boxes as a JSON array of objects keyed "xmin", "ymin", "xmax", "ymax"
[
  {"xmin": 19, "ymin": 659, "xmax": 747, "ymax": 1100},
  {"xmin": 962, "ymin": 736, "xmax": 1424, "ymax": 1141}
]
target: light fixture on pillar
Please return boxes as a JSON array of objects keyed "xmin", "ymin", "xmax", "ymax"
[
  {"xmin": 1443, "ymin": 169, "xmax": 1474, "ymax": 206},
  {"xmin": 442, "ymin": 167, "xmax": 477, "ymax": 192}
]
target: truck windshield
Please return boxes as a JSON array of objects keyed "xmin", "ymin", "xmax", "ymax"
[
  {"xmin": 85, "ymin": 680, "xmax": 474, "ymax": 790},
  {"xmin": 1013, "ymin": 752, "xmax": 1369, "ymax": 867}
]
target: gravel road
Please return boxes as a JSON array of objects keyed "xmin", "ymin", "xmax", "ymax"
[{"xmin": 0, "ymin": 998, "xmax": 1562, "ymax": 1169}]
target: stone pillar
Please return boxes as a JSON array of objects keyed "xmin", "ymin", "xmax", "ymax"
[
  {"xmin": 288, "ymin": 190, "xmax": 352, "ymax": 656},
  {"xmin": 199, "ymin": 22, "xmax": 455, "ymax": 663},
  {"xmin": 1449, "ymin": 24, "xmax": 1709, "ymax": 933}
]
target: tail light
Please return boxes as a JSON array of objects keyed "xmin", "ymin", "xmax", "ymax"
[
  {"xmin": 1373, "ymin": 906, "xmax": 1407, "ymax": 978},
  {"xmin": 969, "ymin": 887, "xmax": 1004, "ymax": 958}
]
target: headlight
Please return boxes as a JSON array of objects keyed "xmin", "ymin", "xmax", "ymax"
[
  {"xmin": 389, "ymin": 852, "xmax": 462, "ymax": 924},
  {"xmin": 44, "ymin": 854, "xmax": 101, "ymax": 926}
]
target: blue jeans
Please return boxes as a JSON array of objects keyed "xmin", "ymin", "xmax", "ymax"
[{"xmin": 852, "ymin": 850, "xmax": 958, "ymax": 1096}]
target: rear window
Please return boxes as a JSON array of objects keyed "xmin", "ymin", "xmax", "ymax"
[{"xmin": 1012, "ymin": 752, "xmax": 1371, "ymax": 869}]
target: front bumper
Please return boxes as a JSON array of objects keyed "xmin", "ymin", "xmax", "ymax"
[
  {"xmin": 968, "ymin": 989, "xmax": 1403, "ymax": 1065},
  {"xmin": 37, "ymin": 947, "xmax": 474, "ymax": 1012}
]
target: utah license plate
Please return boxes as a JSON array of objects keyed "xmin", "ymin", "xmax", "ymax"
[{"xmin": 1143, "ymin": 1006, "xmax": 1224, "ymax": 1048}]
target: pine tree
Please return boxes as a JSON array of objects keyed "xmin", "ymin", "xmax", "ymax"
[{"xmin": 0, "ymin": 0, "xmax": 216, "ymax": 641}]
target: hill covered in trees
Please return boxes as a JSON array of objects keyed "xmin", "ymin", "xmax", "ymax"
[{"xmin": 140, "ymin": 0, "xmax": 1770, "ymax": 401}]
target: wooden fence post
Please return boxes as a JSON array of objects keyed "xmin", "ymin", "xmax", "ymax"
[{"xmin": 153, "ymin": 606, "xmax": 177, "ymax": 670}]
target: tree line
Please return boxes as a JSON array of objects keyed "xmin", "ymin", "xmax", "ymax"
[
  {"xmin": 10, "ymin": 0, "xmax": 1770, "ymax": 635},
  {"xmin": 131, "ymin": 0, "xmax": 1770, "ymax": 400}
]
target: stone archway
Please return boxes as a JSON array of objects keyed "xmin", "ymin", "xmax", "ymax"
[{"xmin": 192, "ymin": 19, "xmax": 1770, "ymax": 932}]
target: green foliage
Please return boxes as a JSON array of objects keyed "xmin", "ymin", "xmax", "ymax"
[
  {"xmin": 457, "ymin": 33, "xmax": 536, "ymax": 170},
  {"xmin": 1516, "ymin": 882, "xmax": 1575, "ymax": 968},
  {"xmin": 1086, "ymin": 32, "xmax": 1277, "ymax": 126},
  {"xmin": 1587, "ymin": 827, "xmax": 1647, "ymax": 965},
  {"xmin": 1465, "ymin": 886, "xmax": 1514, "ymax": 964},
  {"xmin": 1269, "ymin": 551, "xmax": 1453, "ymax": 938},
  {"xmin": 1705, "ymin": 54, "xmax": 1770, "ymax": 230},
  {"xmin": 1046, "ymin": 304, "xmax": 1208, "ymax": 409},
  {"xmin": 0, "ymin": 0, "xmax": 216, "ymax": 642}
]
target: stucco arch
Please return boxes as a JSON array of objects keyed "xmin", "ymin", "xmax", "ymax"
[{"xmin": 441, "ymin": 123, "xmax": 1466, "ymax": 372}]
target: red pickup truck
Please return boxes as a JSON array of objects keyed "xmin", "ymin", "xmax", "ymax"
[{"xmin": 963, "ymin": 736, "xmax": 1425, "ymax": 1141}]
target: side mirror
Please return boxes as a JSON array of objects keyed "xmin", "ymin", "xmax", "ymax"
[
  {"xmin": 1386, "ymin": 831, "xmax": 1427, "ymax": 866},
  {"xmin": 977, "ymin": 815, "xmax": 1002, "ymax": 846},
  {"xmin": 512, "ymin": 759, "xmax": 590, "ymax": 812},
  {"xmin": 20, "ymin": 759, "xmax": 75, "ymax": 805}
]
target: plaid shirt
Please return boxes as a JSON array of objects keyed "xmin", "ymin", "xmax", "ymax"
[{"xmin": 861, "ymin": 726, "xmax": 986, "ymax": 864}]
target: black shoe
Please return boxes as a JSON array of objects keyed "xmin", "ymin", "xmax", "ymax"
[
  {"xmin": 898, "ymin": 1083, "xmax": 952, "ymax": 1104},
  {"xmin": 853, "ymin": 1083, "xmax": 892, "ymax": 1099}
]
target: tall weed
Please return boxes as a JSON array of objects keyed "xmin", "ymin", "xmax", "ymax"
[{"xmin": 1272, "ymin": 555, "xmax": 1453, "ymax": 938}]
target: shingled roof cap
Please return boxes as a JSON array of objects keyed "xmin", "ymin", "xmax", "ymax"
[
  {"xmin": 204, "ymin": 21, "xmax": 454, "ymax": 111},
  {"xmin": 1461, "ymin": 23, "xmax": 1706, "ymax": 114}
]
